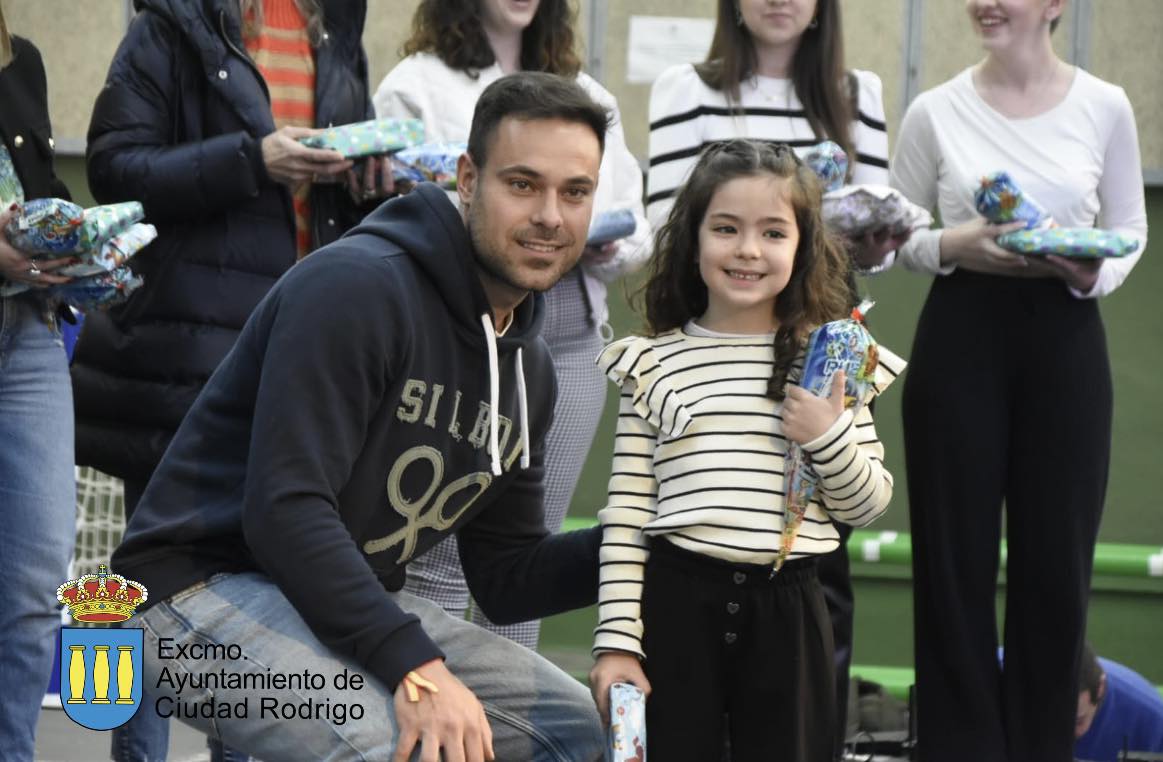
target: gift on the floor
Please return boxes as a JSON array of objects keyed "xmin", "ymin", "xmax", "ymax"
[
  {"xmin": 777, "ymin": 305, "xmax": 881, "ymax": 573},
  {"xmin": 607, "ymin": 682, "xmax": 646, "ymax": 762},
  {"xmin": 974, "ymin": 171, "xmax": 1052, "ymax": 230},
  {"xmin": 59, "ymin": 223, "xmax": 157, "ymax": 277},
  {"xmin": 821, "ymin": 185, "xmax": 932, "ymax": 237},
  {"xmin": 300, "ymin": 118, "xmax": 426, "ymax": 158},
  {"xmin": 390, "ymin": 141, "xmax": 464, "ymax": 189},
  {"xmin": 996, "ymin": 226, "xmax": 1139, "ymax": 259},
  {"xmin": 587, "ymin": 209, "xmax": 638, "ymax": 247},
  {"xmin": 50, "ymin": 265, "xmax": 143, "ymax": 311},
  {"xmin": 802, "ymin": 140, "xmax": 848, "ymax": 192}
]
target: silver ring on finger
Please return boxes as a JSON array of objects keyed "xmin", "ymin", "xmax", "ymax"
[{"xmin": 27, "ymin": 264, "xmax": 41, "ymax": 278}]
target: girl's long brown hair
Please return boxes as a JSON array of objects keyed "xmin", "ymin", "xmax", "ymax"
[
  {"xmin": 403, "ymin": 0, "xmax": 580, "ymax": 78},
  {"xmin": 695, "ymin": 0, "xmax": 856, "ymax": 175},
  {"xmin": 640, "ymin": 139, "xmax": 851, "ymax": 401},
  {"xmin": 0, "ymin": 2, "xmax": 12, "ymax": 69}
]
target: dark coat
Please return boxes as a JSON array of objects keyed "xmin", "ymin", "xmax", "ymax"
[
  {"xmin": 0, "ymin": 37, "xmax": 70, "ymax": 203},
  {"xmin": 71, "ymin": 0, "xmax": 374, "ymax": 483}
]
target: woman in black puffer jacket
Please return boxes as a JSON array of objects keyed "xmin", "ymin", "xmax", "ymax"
[{"xmin": 72, "ymin": 0, "xmax": 384, "ymax": 497}]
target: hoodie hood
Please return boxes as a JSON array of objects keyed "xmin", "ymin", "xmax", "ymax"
[
  {"xmin": 345, "ymin": 183, "xmax": 544, "ymax": 475},
  {"xmin": 344, "ymin": 183, "xmax": 546, "ymax": 351}
]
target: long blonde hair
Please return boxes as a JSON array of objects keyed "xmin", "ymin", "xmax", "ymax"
[
  {"xmin": 240, "ymin": 0, "xmax": 325, "ymax": 47},
  {"xmin": 0, "ymin": 1, "xmax": 13, "ymax": 69}
]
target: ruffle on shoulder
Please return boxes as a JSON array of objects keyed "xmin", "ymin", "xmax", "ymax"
[
  {"xmin": 866, "ymin": 343, "xmax": 907, "ymax": 404},
  {"xmin": 597, "ymin": 336, "xmax": 693, "ymax": 439}
]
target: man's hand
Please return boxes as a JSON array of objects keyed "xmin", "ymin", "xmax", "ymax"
[
  {"xmin": 260, "ymin": 126, "xmax": 353, "ymax": 187},
  {"xmin": 782, "ymin": 371, "xmax": 846, "ymax": 446},
  {"xmin": 0, "ymin": 207, "xmax": 74, "ymax": 286},
  {"xmin": 392, "ymin": 659, "xmax": 494, "ymax": 762},
  {"xmin": 589, "ymin": 652, "xmax": 651, "ymax": 723}
]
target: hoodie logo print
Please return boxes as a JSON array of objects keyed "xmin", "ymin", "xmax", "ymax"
[{"xmin": 362, "ymin": 445, "xmax": 492, "ymax": 561}]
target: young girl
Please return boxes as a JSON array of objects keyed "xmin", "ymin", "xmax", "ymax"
[
  {"xmin": 589, "ymin": 139, "xmax": 905, "ymax": 761},
  {"xmin": 648, "ymin": 5, "xmax": 904, "ymax": 740},
  {"xmin": 373, "ymin": 0, "xmax": 650, "ymax": 648},
  {"xmin": 890, "ymin": 1, "xmax": 1147, "ymax": 758}
]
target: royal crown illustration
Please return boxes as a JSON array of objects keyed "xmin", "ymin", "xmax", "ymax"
[{"xmin": 57, "ymin": 565, "xmax": 148, "ymax": 623}]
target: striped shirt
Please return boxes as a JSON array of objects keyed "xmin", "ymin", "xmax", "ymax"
[
  {"xmin": 244, "ymin": 0, "xmax": 316, "ymax": 258},
  {"xmin": 593, "ymin": 325, "xmax": 904, "ymax": 657},
  {"xmin": 647, "ymin": 64, "xmax": 889, "ymax": 229}
]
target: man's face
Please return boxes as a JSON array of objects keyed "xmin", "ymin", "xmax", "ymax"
[
  {"xmin": 1075, "ymin": 682, "xmax": 1103, "ymax": 738},
  {"xmin": 458, "ymin": 117, "xmax": 601, "ymax": 307}
]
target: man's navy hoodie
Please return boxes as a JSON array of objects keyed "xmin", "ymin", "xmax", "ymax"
[{"xmin": 112, "ymin": 184, "xmax": 601, "ymax": 691}]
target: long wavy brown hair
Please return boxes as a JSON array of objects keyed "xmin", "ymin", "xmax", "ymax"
[
  {"xmin": 695, "ymin": 0, "xmax": 856, "ymax": 176},
  {"xmin": 0, "ymin": 2, "xmax": 12, "ymax": 69},
  {"xmin": 640, "ymin": 139, "xmax": 851, "ymax": 401},
  {"xmin": 403, "ymin": 0, "xmax": 580, "ymax": 78}
]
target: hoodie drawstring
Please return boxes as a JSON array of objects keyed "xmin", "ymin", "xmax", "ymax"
[{"xmin": 479, "ymin": 313, "xmax": 531, "ymax": 475}]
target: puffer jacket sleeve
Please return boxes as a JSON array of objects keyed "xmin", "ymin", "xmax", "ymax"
[{"xmin": 86, "ymin": 12, "xmax": 268, "ymax": 223}]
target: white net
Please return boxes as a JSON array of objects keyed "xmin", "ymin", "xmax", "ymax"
[{"xmin": 72, "ymin": 466, "xmax": 127, "ymax": 579}]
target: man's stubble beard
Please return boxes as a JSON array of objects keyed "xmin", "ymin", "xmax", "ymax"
[{"xmin": 466, "ymin": 191, "xmax": 575, "ymax": 295}]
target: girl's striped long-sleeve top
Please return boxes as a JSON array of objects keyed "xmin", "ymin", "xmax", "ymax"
[
  {"xmin": 646, "ymin": 63, "xmax": 890, "ymax": 229},
  {"xmin": 592, "ymin": 325, "xmax": 905, "ymax": 658}
]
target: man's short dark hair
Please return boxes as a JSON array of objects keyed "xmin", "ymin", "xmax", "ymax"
[
  {"xmin": 466, "ymin": 71, "xmax": 612, "ymax": 170},
  {"xmin": 1078, "ymin": 642, "xmax": 1104, "ymax": 703}
]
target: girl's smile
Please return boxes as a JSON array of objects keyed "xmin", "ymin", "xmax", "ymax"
[{"xmin": 697, "ymin": 173, "xmax": 799, "ymax": 334}]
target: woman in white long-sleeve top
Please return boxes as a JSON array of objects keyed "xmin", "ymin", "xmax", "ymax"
[
  {"xmin": 373, "ymin": 0, "xmax": 651, "ymax": 650},
  {"xmin": 889, "ymin": 1, "xmax": 1147, "ymax": 760}
]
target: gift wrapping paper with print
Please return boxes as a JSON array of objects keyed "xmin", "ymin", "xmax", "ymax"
[
  {"xmin": 996, "ymin": 227, "xmax": 1139, "ymax": 259},
  {"xmin": 49, "ymin": 265, "xmax": 143, "ymax": 311},
  {"xmin": 801, "ymin": 140, "xmax": 848, "ymax": 193},
  {"xmin": 389, "ymin": 141, "xmax": 464, "ymax": 188},
  {"xmin": 975, "ymin": 171, "xmax": 1139, "ymax": 258},
  {"xmin": 5, "ymin": 198, "xmax": 143, "ymax": 256},
  {"xmin": 59, "ymin": 223, "xmax": 157, "ymax": 278},
  {"xmin": 974, "ymin": 171, "xmax": 1053, "ymax": 230},
  {"xmin": 776, "ymin": 307, "xmax": 880, "ymax": 573},
  {"xmin": 607, "ymin": 682, "xmax": 646, "ymax": 762},
  {"xmin": 587, "ymin": 209, "xmax": 638, "ymax": 247},
  {"xmin": 300, "ymin": 118, "xmax": 426, "ymax": 158},
  {"xmin": 821, "ymin": 185, "xmax": 933, "ymax": 237}
]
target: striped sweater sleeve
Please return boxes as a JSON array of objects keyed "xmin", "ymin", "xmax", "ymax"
[
  {"xmin": 801, "ymin": 405, "xmax": 891, "ymax": 527},
  {"xmin": 593, "ymin": 388, "xmax": 659, "ymax": 658},
  {"xmin": 646, "ymin": 64, "xmax": 702, "ymax": 230}
]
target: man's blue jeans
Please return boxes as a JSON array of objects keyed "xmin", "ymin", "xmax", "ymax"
[
  {"xmin": 134, "ymin": 572, "xmax": 604, "ymax": 761},
  {"xmin": 0, "ymin": 296, "xmax": 75, "ymax": 761}
]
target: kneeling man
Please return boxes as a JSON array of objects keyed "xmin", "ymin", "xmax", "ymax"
[{"xmin": 112, "ymin": 72, "xmax": 609, "ymax": 762}]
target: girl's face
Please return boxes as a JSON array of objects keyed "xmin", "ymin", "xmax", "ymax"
[
  {"xmin": 480, "ymin": 0, "xmax": 541, "ymax": 36},
  {"xmin": 738, "ymin": 0, "xmax": 818, "ymax": 54},
  {"xmin": 697, "ymin": 174, "xmax": 799, "ymax": 334},
  {"xmin": 965, "ymin": 0, "xmax": 1061, "ymax": 51}
]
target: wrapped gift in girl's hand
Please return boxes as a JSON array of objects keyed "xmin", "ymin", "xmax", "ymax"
[
  {"xmin": 974, "ymin": 171, "xmax": 1052, "ymax": 230},
  {"xmin": 587, "ymin": 209, "xmax": 637, "ymax": 247},
  {"xmin": 777, "ymin": 301, "xmax": 881, "ymax": 573},
  {"xmin": 300, "ymin": 118, "xmax": 426, "ymax": 158},
  {"xmin": 607, "ymin": 682, "xmax": 646, "ymax": 762}
]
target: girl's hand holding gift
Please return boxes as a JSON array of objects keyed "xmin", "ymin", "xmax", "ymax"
[
  {"xmin": 589, "ymin": 652, "xmax": 651, "ymax": 723},
  {"xmin": 345, "ymin": 155, "xmax": 396, "ymax": 204},
  {"xmin": 782, "ymin": 370, "xmax": 846, "ymax": 446},
  {"xmin": 850, "ymin": 225, "xmax": 913, "ymax": 270}
]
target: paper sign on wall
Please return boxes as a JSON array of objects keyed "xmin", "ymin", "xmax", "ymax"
[{"xmin": 626, "ymin": 16, "xmax": 715, "ymax": 84}]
